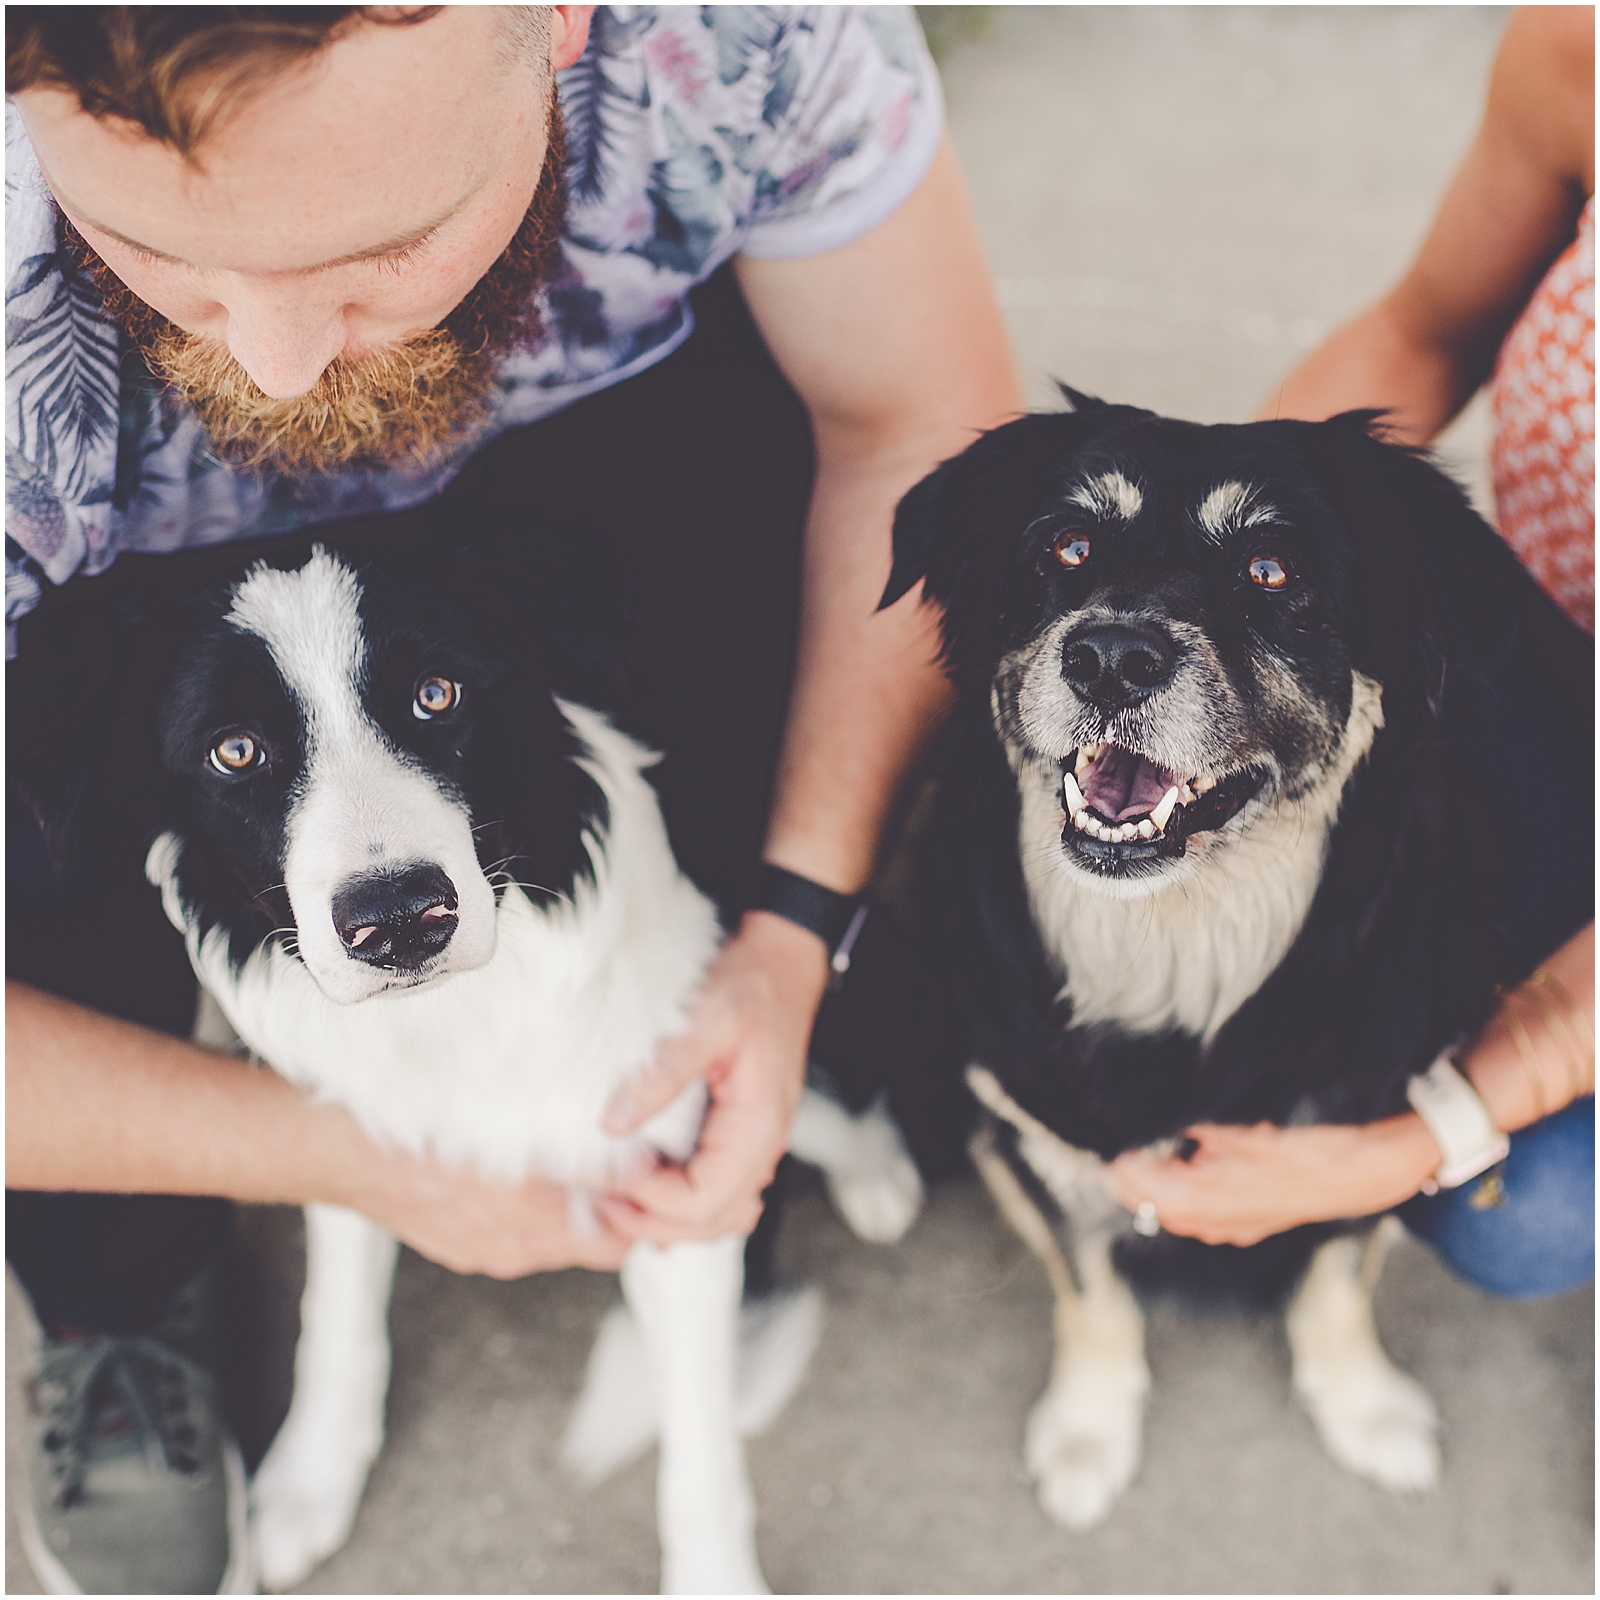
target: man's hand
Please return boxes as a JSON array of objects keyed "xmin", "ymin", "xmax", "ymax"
[
  {"xmin": 337, "ymin": 1145, "xmax": 632, "ymax": 1278},
  {"xmin": 6, "ymin": 980, "xmax": 632, "ymax": 1280},
  {"xmin": 1107, "ymin": 1118, "xmax": 1441, "ymax": 1248},
  {"xmin": 596, "ymin": 911, "xmax": 830, "ymax": 1245}
]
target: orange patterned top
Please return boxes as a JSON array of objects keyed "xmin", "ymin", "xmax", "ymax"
[{"xmin": 1490, "ymin": 196, "xmax": 1595, "ymax": 634}]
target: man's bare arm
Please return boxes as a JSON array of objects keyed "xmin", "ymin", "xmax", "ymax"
[
  {"xmin": 600, "ymin": 138, "xmax": 1023, "ymax": 1237},
  {"xmin": 7, "ymin": 980, "xmax": 629, "ymax": 1276},
  {"xmin": 737, "ymin": 135, "xmax": 1022, "ymax": 894}
]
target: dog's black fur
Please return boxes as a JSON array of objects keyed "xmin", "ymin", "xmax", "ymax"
[
  {"xmin": 879, "ymin": 395, "xmax": 1593, "ymax": 1297},
  {"xmin": 7, "ymin": 489, "xmax": 929, "ymax": 1301},
  {"xmin": 9, "ymin": 500, "xmax": 631, "ymax": 913}
]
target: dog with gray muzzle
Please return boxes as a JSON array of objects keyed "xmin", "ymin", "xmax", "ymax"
[{"xmin": 876, "ymin": 392, "xmax": 1592, "ymax": 1529}]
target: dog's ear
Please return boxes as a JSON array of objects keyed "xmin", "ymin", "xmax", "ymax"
[
  {"xmin": 881, "ymin": 410, "xmax": 1114, "ymax": 685},
  {"xmin": 1305, "ymin": 412, "xmax": 1591, "ymax": 723},
  {"xmin": 430, "ymin": 506, "xmax": 639, "ymax": 713},
  {"xmin": 8, "ymin": 583, "xmax": 183, "ymax": 873},
  {"xmin": 1054, "ymin": 382, "xmax": 1108, "ymax": 413},
  {"xmin": 432, "ymin": 498, "xmax": 637, "ymax": 658},
  {"xmin": 882, "ymin": 411, "xmax": 1091, "ymax": 613}
]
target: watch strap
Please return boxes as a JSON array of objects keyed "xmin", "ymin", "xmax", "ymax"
[
  {"xmin": 751, "ymin": 863, "xmax": 865, "ymax": 972},
  {"xmin": 1406, "ymin": 1054, "xmax": 1511, "ymax": 1190}
]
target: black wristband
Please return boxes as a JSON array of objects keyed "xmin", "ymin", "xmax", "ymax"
[{"xmin": 750, "ymin": 863, "xmax": 867, "ymax": 970}]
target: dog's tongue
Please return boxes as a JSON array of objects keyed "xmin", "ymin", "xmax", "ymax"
[{"xmin": 1081, "ymin": 747, "xmax": 1179, "ymax": 822}]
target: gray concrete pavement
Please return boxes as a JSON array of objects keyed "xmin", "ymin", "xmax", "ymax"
[{"xmin": 9, "ymin": 7, "xmax": 1592, "ymax": 1595}]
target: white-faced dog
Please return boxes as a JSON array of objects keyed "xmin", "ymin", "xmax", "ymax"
[
  {"xmin": 10, "ymin": 513, "xmax": 923, "ymax": 1594},
  {"xmin": 878, "ymin": 394, "xmax": 1592, "ymax": 1530}
]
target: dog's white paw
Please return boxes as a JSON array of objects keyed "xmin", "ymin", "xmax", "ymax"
[
  {"xmin": 823, "ymin": 1152, "xmax": 923, "ymax": 1244},
  {"xmin": 660, "ymin": 1543, "xmax": 769, "ymax": 1596},
  {"xmin": 1297, "ymin": 1357, "xmax": 1440, "ymax": 1494},
  {"xmin": 251, "ymin": 1434, "xmax": 371, "ymax": 1591},
  {"xmin": 788, "ymin": 1089, "xmax": 924, "ymax": 1245},
  {"xmin": 1024, "ymin": 1369, "xmax": 1146, "ymax": 1531}
]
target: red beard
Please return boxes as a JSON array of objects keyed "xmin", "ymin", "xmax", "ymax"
[{"xmin": 62, "ymin": 105, "xmax": 567, "ymax": 476}]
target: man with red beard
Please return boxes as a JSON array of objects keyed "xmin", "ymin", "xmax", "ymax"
[{"xmin": 5, "ymin": 6, "xmax": 1020, "ymax": 1591}]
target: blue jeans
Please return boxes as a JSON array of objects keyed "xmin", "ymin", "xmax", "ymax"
[
  {"xmin": 1400, "ymin": 1096, "xmax": 1595, "ymax": 1300},
  {"xmin": 1398, "ymin": 626, "xmax": 1595, "ymax": 1301}
]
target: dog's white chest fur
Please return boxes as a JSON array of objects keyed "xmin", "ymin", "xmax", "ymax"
[
  {"xmin": 1016, "ymin": 673, "xmax": 1384, "ymax": 1041},
  {"xmin": 150, "ymin": 704, "xmax": 721, "ymax": 1182}
]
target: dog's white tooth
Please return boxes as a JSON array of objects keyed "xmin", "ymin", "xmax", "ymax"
[
  {"xmin": 1137, "ymin": 819, "xmax": 1156, "ymax": 839},
  {"xmin": 1073, "ymin": 810, "xmax": 1092, "ymax": 832},
  {"xmin": 1074, "ymin": 747, "xmax": 1095, "ymax": 776},
  {"xmin": 1194, "ymin": 773, "xmax": 1217, "ymax": 795},
  {"xmin": 1150, "ymin": 786, "xmax": 1180, "ymax": 832},
  {"xmin": 1179, "ymin": 784, "xmax": 1196, "ymax": 805},
  {"xmin": 1117, "ymin": 823, "xmax": 1137, "ymax": 842},
  {"xmin": 1062, "ymin": 771, "xmax": 1087, "ymax": 816}
]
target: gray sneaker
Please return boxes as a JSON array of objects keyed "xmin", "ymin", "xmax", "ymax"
[{"xmin": 13, "ymin": 1279, "xmax": 252, "ymax": 1595}]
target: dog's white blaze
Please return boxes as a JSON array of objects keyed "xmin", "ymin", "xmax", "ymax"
[
  {"xmin": 150, "ymin": 702, "xmax": 721, "ymax": 1183},
  {"xmin": 225, "ymin": 548, "xmax": 496, "ymax": 1004},
  {"xmin": 1067, "ymin": 470, "xmax": 1143, "ymax": 522},
  {"xmin": 1195, "ymin": 479, "xmax": 1280, "ymax": 543},
  {"xmin": 1018, "ymin": 672, "xmax": 1384, "ymax": 1041}
]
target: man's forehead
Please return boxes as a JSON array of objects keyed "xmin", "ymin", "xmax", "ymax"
[{"xmin": 15, "ymin": 7, "xmax": 547, "ymax": 275}]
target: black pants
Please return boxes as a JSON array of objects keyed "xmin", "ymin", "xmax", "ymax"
[{"xmin": 7, "ymin": 266, "xmax": 816, "ymax": 1335}]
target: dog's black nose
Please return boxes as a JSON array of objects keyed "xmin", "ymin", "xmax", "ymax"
[
  {"xmin": 331, "ymin": 863, "xmax": 459, "ymax": 970},
  {"xmin": 1060, "ymin": 620, "xmax": 1177, "ymax": 707}
]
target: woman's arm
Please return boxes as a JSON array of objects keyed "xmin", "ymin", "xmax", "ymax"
[
  {"xmin": 1108, "ymin": 923, "xmax": 1594, "ymax": 1247},
  {"xmin": 7, "ymin": 979, "xmax": 631, "ymax": 1275},
  {"xmin": 1267, "ymin": 7, "xmax": 1594, "ymax": 443}
]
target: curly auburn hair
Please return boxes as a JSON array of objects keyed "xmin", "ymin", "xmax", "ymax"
[{"xmin": 5, "ymin": 7, "xmax": 452, "ymax": 155}]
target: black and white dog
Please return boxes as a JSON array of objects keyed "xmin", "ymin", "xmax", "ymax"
[
  {"xmin": 878, "ymin": 395, "xmax": 1592, "ymax": 1530},
  {"xmin": 10, "ymin": 507, "xmax": 922, "ymax": 1593}
]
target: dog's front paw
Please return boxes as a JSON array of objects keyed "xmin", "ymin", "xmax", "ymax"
[
  {"xmin": 1297, "ymin": 1357, "xmax": 1440, "ymax": 1494},
  {"xmin": 788, "ymin": 1090, "xmax": 924, "ymax": 1245},
  {"xmin": 251, "ymin": 1433, "xmax": 372, "ymax": 1591},
  {"xmin": 824, "ymin": 1151, "xmax": 924, "ymax": 1245},
  {"xmin": 1024, "ymin": 1367, "xmax": 1147, "ymax": 1531},
  {"xmin": 660, "ymin": 1543, "xmax": 770, "ymax": 1596}
]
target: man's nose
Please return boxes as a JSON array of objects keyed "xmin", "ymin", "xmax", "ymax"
[{"xmin": 222, "ymin": 284, "xmax": 349, "ymax": 399}]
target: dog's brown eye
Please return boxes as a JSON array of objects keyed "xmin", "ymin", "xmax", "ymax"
[
  {"xmin": 413, "ymin": 676, "xmax": 460, "ymax": 719},
  {"xmin": 1247, "ymin": 553, "xmax": 1293, "ymax": 590},
  {"xmin": 209, "ymin": 733, "xmax": 259, "ymax": 774},
  {"xmin": 1052, "ymin": 531, "xmax": 1092, "ymax": 568}
]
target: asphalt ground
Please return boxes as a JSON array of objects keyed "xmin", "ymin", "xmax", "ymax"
[{"xmin": 8, "ymin": 7, "xmax": 1592, "ymax": 1595}]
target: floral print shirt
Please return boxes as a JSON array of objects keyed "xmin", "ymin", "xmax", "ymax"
[{"xmin": 4, "ymin": 6, "xmax": 941, "ymax": 643}]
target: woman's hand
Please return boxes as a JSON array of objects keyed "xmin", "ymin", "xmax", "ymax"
[
  {"xmin": 1109, "ymin": 927, "xmax": 1594, "ymax": 1247},
  {"xmin": 1107, "ymin": 1117, "xmax": 1442, "ymax": 1248},
  {"xmin": 594, "ymin": 911, "xmax": 829, "ymax": 1245}
]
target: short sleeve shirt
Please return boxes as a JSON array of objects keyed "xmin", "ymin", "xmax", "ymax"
[{"xmin": 4, "ymin": 6, "xmax": 943, "ymax": 640}]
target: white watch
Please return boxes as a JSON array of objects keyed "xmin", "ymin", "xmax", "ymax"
[{"xmin": 1405, "ymin": 1053, "xmax": 1511, "ymax": 1192}]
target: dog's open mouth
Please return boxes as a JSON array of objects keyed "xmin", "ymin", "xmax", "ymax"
[{"xmin": 1058, "ymin": 744, "xmax": 1263, "ymax": 861}]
